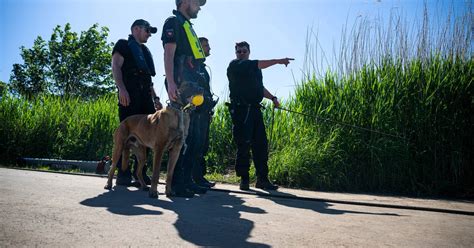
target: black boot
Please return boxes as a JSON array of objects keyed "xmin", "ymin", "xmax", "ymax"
[
  {"xmin": 186, "ymin": 183, "xmax": 208, "ymax": 194},
  {"xmin": 194, "ymin": 177, "xmax": 216, "ymax": 188},
  {"xmin": 116, "ymin": 158, "xmax": 134, "ymax": 186},
  {"xmin": 133, "ymin": 163, "xmax": 151, "ymax": 186},
  {"xmin": 116, "ymin": 171, "xmax": 133, "ymax": 186},
  {"xmin": 239, "ymin": 176, "xmax": 250, "ymax": 190},
  {"xmin": 167, "ymin": 186, "xmax": 195, "ymax": 198},
  {"xmin": 256, "ymin": 178, "xmax": 278, "ymax": 190}
]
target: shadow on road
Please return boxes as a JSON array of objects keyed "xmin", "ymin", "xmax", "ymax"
[
  {"xmin": 80, "ymin": 186, "xmax": 163, "ymax": 216},
  {"xmin": 255, "ymin": 190, "xmax": 401, "ymax": 216},
  {"xmin": 80, "ymin": 186, "xmax": 269, "ymax": 247},
  {"xmin": 161, "ymin": 192, "xmax": 269, "ymax": 247}
]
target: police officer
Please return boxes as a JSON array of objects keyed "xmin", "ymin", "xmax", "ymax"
[
  {"xmin": 192, "ymin": 37, "xmax": 217, "ymax": 188},
  {"xmin": 161, "ymin": 0, "xmax": 208, "ymax": 197},
  {"xmin": 111, "ymin": 19, "xmax": 161, "ymax": 186},
  {"xmin": 227, "ymin": 41, "xmax": 294, "ymax": 191}
]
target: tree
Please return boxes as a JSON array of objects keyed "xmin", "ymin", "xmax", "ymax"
[
  {"xmin": 9, "ymin": 23, "xmax": 114, "ymax": 99},
  {"xmin": 10, "ymin": 37, "xmax": 49, "ymax": 99},
  {"xmin": 0, "ymin": 80, "xmax": 7, "ymax": 97}
]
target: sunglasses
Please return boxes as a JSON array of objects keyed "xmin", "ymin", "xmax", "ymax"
[{"xmin": 236, "ymin": 50, "xmax": 248, "ymax": 54}]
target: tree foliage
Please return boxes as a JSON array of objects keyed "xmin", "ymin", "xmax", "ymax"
[
  {"xmin": 9, "ymin": 23, "xmax": 114, "ymax": 99},
  {"xmin": 0, "ymin": 80, "xmax": 7, "ymax": 97}
]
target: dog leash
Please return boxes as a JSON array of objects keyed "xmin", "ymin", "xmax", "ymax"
[{"xmin": 271, "ymin": 106, "xmax": 407, "ymax": 141}]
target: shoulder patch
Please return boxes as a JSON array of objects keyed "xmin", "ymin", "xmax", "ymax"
[{"xmin": 165, "ymin": 29, "xmax": 174, "ymax": 39}]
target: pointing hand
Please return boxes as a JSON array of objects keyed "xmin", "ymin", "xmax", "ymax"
[{"xmin": 280, "ymin": 58, "xmax": 295, "ymax": 67}]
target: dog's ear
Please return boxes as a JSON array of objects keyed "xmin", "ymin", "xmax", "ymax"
[{"xmin": 150, "ymin": 111, "xmax": 161, "ymax": 125}]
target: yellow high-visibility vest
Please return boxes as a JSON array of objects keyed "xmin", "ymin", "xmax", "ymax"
[{"xmin": 182, "ymin": 21, "xmax": 205, "ymax": 59}]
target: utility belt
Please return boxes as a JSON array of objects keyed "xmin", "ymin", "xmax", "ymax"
[
  {"xmin": 125, "ymin": 67, "xmax": 153, "ymax": 77},
  {"xmin": 226, "ymin": 101, "xmax": 263, "ymax": 109},
  {"xmin": 226, "ymin": 101, "xmax": 263, "ymax": 124},
  {"xmin": 124, "ymin": 72, "xmax": 152, "ymax": 91}
]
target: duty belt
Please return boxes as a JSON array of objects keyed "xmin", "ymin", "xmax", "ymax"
[{"xmin": 226, "ymin": 101, "xmax": 263, "ymax": 109}]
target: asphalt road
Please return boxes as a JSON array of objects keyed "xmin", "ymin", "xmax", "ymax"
[{"xmin": 1, "ymin": 167, "xmax": 473, "ymax": 247}]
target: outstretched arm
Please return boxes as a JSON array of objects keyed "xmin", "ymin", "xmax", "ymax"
[{"xmin": 258, "ymin": 58, "xmax": 294, "ymax": 69}]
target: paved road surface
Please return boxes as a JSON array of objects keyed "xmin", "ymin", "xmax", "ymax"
[{"xmin": 1, "ymin": 168, "xmax": 473, "ymax": 247}]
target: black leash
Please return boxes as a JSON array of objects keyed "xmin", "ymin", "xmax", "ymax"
[{"xmin": 274, "ymin": 106, "xmax": 407, "ymax": 141}]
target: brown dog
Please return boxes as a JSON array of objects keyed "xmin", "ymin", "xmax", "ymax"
[{"xmin": 104, "ymin": 105, "xmax": 190, "ymax": 198}]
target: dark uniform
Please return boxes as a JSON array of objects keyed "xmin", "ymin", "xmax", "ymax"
[
  {"xmin": 227, "ymin": 59, "xmax": 270, "ymax": 182},
  {"xmin": 161, "ymin": 10, "xmax": 209, "ymax": 195},
  {"xmin": 191, "ymin": 62, "xmax": 217, "ymax": 186},
  {"xmin": 112, "ymin": 37, "xmax": 156, "ymax": 185}
]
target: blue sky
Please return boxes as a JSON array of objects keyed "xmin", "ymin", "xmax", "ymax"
[{"xmin": 0, "ymin": 0, "xmax": 470, "ymax": 101}]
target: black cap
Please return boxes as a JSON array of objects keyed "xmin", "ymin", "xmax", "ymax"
[
  {"xmin": 131, "ymin": 19, "xmax": 157, "ymax": 34},
  {"xmin": 176, "ymin": 0, "xmax": 206, "ymax": 6}
]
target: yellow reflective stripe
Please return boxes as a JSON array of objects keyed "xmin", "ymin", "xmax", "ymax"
[{"xmin": 182, "ymin": 21, "xmax": 205, "ymax": 59}]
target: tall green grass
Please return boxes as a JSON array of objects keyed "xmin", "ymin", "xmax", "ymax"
[
  {"xmin": 0, "ymin": 94, "xmax": 118, "ymax": 162},
  {"xmin": 264, "ymin": 3, "xmax": 473, "ymax": 196},
  {"xmin": 205, "ymin": 104, "xmax": 235, "ymax": 173},
  {"xmin": 265, "ymin": 56, "xmax": 473, "ymax": 195}
]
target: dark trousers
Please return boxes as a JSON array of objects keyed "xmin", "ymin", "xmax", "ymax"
[
  {"xmin": 194, "ymin": 112, "xmax": 212, "ymax": 179},
  {"xmin": 116, "ymin": 87, "xmax": 155, "ymax": 180},
  {"xmin": 172, "ymin": 110, "xmax": 211, "ymax": 190},
  {"xmin": 193, "ymin": 111, "xmax": 212, "ymax": 180},
  {"xmin": 229, "ymin": 105, "xmax": 269, "ymax": 179}
]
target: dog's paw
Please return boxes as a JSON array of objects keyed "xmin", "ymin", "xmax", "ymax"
[
  {"xmin": 149, "ymin": 191, "xmax": 159, "ymax": 199},
  {"xmin": 104, "ymin": 184, "xmax": 112, "ymax": 190}
]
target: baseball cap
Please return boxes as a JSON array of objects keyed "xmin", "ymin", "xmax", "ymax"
[
  {"xmin": 131, "ymin": 19, "xmax": 158, "ymax": 34},
  {"xmin": 176, "ymin": 0, "xmax": 206, "ymax": 6}
]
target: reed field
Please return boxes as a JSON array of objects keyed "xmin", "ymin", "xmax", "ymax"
[
  {"xmin": 1, "ymin": 4, "xmax": 472, "ymax": 196},
  {"xmin": 0, "ymin": 93, "xmax": 117, "ymax": 162}
]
